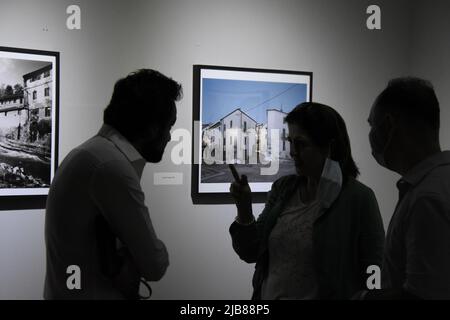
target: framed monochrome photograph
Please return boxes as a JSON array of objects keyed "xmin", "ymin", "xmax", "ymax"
[
  {"xmin": 192, "ymin": 65, "xmax": 312, "ymax": 204},
  {"xmin": 0, "ymin": 46, "xmax": 59, "ymax": 210}
]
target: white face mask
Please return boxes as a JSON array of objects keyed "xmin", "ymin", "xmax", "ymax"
[{"xmin": 317, "ymin": 157, "xmax": 343, "ymax": 208}]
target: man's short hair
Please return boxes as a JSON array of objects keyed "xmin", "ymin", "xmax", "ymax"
[
  {"xmin": 104, "ymin": 69, "xmax": 182, "ymax": 141},
  {"xmin": 375, "ymin": 77, "xmax": 440, "ymax": 131}
]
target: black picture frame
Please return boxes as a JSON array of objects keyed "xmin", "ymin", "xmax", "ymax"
[
  {"xmin": 192, "ymin": 64, "xmax": 312, "ymax": 205},
  {"xmin": 0, "ymin": 46, "xmax": 59, "ymax": 210}
]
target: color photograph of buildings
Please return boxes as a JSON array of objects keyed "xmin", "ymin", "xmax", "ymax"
[{"xmin": 201, "ymin": 78, "xmax": 308, "ymax": 183}]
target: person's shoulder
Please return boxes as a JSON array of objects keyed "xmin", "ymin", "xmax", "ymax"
[
  {"xmin": 57, "ymin": 138, "xmax": 100, "ymax": 169},
  {"xmin": 411, "ymin": 168, "xmax": 450, "ymax": 211},
  {"xmin": 341, "ymin": 177, "xmax": 376, "ymax": 200},
  {"xmin": 337, "ymin": 178, "xmax": 381, "ymax": 218},
  {"xmin": 271, "ymin": 174, "xmax": 300, "ymax": 194},
  {"xmin": 406, "ymin": 164, "xmax": 450, "ymax": 219},
  {"xmin": 77, "ymin": 134, "xmax": 128, "ymax": 166},
  {"xmin": 59, "ymin": 135, "xmax": 129, "ymax": 171},
  {"xmin": 417, "ymin": 162, "xmax": 450, "ymax": 195},
  {"xmin": 272, "ymin": 174, "xmax": 299, "ymax": 190}
]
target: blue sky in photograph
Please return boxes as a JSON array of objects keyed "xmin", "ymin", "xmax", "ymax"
[{"xmin": 202, "ymin": 78, "xmax": 308, "ymax": 125}]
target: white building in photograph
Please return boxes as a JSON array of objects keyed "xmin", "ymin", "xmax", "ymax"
[
  {"xmin": 0, "ymin": 94, "xmax": 27, "ymax": 138},
  {"xmin": 23, "ymin": 64, "xmax": 52, "ymax": 120},
  {"xmin": 255, "ymin": 123, "xmax": 267, "ymax": 163},
  {"xmin": 203, "ymin": 108, "xmax": 258, "ymax": 164},
  {"xmin": 266, "ymin": 108, "xmax": 290, "ymax": 160}
]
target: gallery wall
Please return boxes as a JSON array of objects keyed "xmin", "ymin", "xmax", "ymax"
[
  {"xmin": 409, "ymin": 0, "xmax": 450, "ymax": 149},
  {"xmin": 0, "ymin": 0, "xmax": 421, "ymax": 299}
]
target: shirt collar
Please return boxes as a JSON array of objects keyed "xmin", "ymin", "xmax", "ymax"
[
  {"xmin": 98, "ymin": 124, "xmax": 147, "ymax": 178},
  {"xmin": 399, "ymin": 151, "xmax": 450, "ymax": 188}
]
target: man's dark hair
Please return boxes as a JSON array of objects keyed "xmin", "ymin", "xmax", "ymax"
[
  {"xmin": 375, "ymin": 77, "xmax": 440, "ymax": 131},
  {"xmin": 104, "ymin": 69, "xmax": 182, "ymax": 141},
  {"xmin": 285, "ymin": 102, "xmax": 360, "ymax": 180}
]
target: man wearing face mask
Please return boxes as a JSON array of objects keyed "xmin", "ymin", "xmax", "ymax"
[
  {"xmin": 44, "ymin": 69, "xmax": 182, "ymax": 299},
  {"xmin": 229, "ymin": 102, "xmax": 385, "ymax": 300},
  {"xmin": 365, "ymin": 77, "xmax": 450, "ymax": 299}
]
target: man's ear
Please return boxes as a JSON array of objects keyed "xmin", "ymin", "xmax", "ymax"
[{"xmin": 384, "ymin": 113, "xmax": 398, "ymax": 132}]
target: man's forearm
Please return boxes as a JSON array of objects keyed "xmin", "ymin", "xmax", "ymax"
[{"xmin": 112, "ymin": 247, "xmax": 141, "ymax": 300}]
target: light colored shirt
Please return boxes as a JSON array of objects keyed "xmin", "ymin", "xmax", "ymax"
[
  {"xmin": 382, "ymin": 151, "xmax": 450, "ymax": 299},
  {"xmin": 44, "ymin": 124, "xmax": 169, "ymax": 299},
  {"xmin": 261, "ymin": 189, "xmax": 321, "ymax": 300}
]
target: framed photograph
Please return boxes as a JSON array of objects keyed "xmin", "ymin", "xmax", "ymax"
[
  {"xmin": 0, "ymin": 46, "xmax": 59, "ymax": 210},
  {"xmin": 192, "ymin": 65, "xmax": 312, "ymax": 204}
]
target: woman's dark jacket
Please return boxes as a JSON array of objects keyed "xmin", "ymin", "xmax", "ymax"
[{"xmin": 229, "ymin": 175, "xmax": 385, "ymax": 300}]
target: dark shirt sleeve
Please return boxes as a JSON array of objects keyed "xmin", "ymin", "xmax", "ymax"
[
  {"xmin": 229, "ymin": 178, "xmax": 281, "ymax": 263},
  {"xmin": 364, "ymin": 194, "xmax": 450, "ymax": 300},
  {"xmin": 358, "ymin": 188, "xmax": 385, "ymax": 285},
  {"xmin": 89, "ymin": 160, "xmax": 169, "ymax": 281},
  {"xmin": 404, "ymin": 194, "xmax": 450, "ymax": 299}
]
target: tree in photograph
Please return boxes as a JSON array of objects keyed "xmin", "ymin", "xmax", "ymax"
[
  {"xmin": 5, "ymin": 85, "xmax": 13, "ymax": 97},
  {"xmin": 29, "ymin": 114, "xmax": 39, "ymax": 143},
  {"xmin": 14, "ymin": 84, "xmax": 24, "ymax": 95},
  {"xmin": 37, "ymin": 118, "xmax": 51, "ymax": 141}
]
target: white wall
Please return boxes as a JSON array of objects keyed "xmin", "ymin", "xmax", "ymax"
[
  {"xmin": 409, "ymin": 0, "xmax": 450, "ymax": 150},
  {"xmin": 0, "ymin": 0, "xmax": 413, "ymax": 299}
]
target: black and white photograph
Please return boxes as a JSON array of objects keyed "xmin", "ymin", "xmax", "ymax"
[{"xmin": 0, "ymin": 47, "xmax": 58, "ymax": 204}]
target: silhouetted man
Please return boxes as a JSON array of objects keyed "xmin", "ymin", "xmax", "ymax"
[
  {"xmin": 44, "ymin": 69, "xmax": 182, "ymax": 299},
  {"xmin": 365, "ymin": 77, "xmax": 450, "ymax": 299}
]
